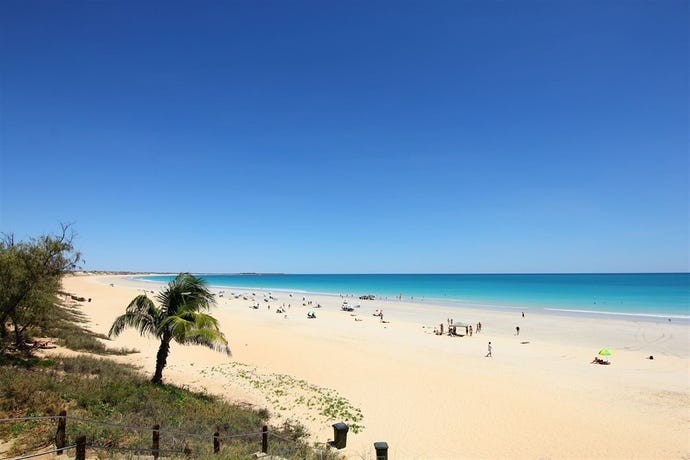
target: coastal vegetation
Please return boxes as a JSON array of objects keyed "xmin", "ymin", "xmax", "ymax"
[
  {"xmin": 0, "ymin": 290, "xmax": 335, "ymax": 459},
  {"xmin": 109, "ymin": 273, "xmax": 230, "ymax": 384},
  {"xmin": 0, "ymin": 355, "xmax": 324, "ymax": 458},
  {"xmin": 0, "ymin": 224, "xmax": 81, "ymax": 353},
  {"xmin": 0, "ymin": 230, "xmax": 337, "ymax": 458},
  {"xmin": 202, "ymin": 362, "xmax": 364, "ymax": 434}
]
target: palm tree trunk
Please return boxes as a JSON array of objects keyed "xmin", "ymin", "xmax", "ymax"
[{"xmin": 152, "ymin": 334, "xmax": 171, "ymax": 384}]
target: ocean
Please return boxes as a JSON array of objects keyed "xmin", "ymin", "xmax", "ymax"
[{"xmin": 136, "ymin": 273, "xmax": 689, "ymax": 321}]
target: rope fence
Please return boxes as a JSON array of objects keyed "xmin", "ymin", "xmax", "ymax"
[
  {"xmin": 0, "ymin": 411, "xmax": 310, "ymax": 459},
  {"xmin": 1, "ymin": 446, "xmax": 76, "ymax": 460},
  {"xmin": 0, "ymin": 414, "xmax": 268, "ymax": 442},
  {"xmin": 87, "ymin": 444, "xmax": 185, "ymax": 454},
  {"xmin": 0, "ymin": 416, "xmax": 63, "ymax": 423}
]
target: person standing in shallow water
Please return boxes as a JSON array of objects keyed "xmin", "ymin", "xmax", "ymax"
[{"xmin": 486, "ymin": 341, "xmax": 492, "ymax": 357}]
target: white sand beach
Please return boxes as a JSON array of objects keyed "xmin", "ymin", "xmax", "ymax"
[{"xmin": 59, "ymin": 274, "xmax": 690, "ymax": 459}]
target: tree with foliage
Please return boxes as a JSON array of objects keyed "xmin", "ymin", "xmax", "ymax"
[
  {"xmin": 0, "ymin": 224, "xmax": 81, "ymax": 352},
  {"xmin": 109, "ymin": 273, "xmax": 230, "ymax": 384}
]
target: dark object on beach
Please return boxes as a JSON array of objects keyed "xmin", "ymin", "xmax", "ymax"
[
  {"xmin": 648, "ymin": 355, "xmax": 654, "ymax": 360},
  {"xmin": 591, "ymin": 357, "xmax": 610, "ymax": 365},
  {"xmin": 330, "ymin": 422, "xmax": 349, "ymax": 449},
  {"xmin": 359, "ymin": 294, "xmax": 376, "ymax": 300},
  {"xmin": 374, "ymin": 441, "xmax": 389, "ymax": 459}
]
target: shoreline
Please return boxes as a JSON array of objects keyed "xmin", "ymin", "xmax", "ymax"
[
  {"xmin": 130, "ymin": 274, "xmax": 690, "ymax": 324},
  {"xmin": 62, "ymin": 273, "xmax": 690, "ymax": 459},
  {"xmin": 117, "ymin": 274, "xmax": 690, "ymax": 358}
]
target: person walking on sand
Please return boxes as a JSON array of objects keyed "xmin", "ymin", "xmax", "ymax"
[
  {"xmin": 486, "ymin": 341, "xmax": 493, "ymax": 357},
  {"xmin": 516, "ymin": 326, "xmax": 520, "ymax": 335}
]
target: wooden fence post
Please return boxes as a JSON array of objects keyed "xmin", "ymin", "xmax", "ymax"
[
  {"xmin": 55, "ymin": 410, "xmax": 66, "ymax": 455},
  {"xmin": 213, "ymin": 431, "xmax": 220, "ymax": 453},
  {"xmin": 75, "ymin": 435, "xmax": 86, "ymax": 460},
  {"xmin": 152, "ymin": 424, "xmax": 160, "ymax": 460},
  {"xmin": 262, "ymin": 425, "xmax": 268, "ymax": 453}
]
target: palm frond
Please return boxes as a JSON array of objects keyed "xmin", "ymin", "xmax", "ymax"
[
  {"xmin": 160, "ymin": 315, "xmax": 195, "ymax": 340},
  {"xmin": 108, "ymin": 314, "xmax": 129, "ymax": 338},
  {"xmin": 126, "ymin": 295, "xmax": 158, "ymax": 316},
  {"xmin": 156, "ymin": 273, "xmax": 215, "ymax": 316},
  {"xmin": 108, "ymin": 311, "xmax": 158, "ymax": 338},
  {"xmin": 177, "ymin": 311, "xmax": 220, "ymax": 329},
  {"xmin": 181, "ymin": 328, "xmax": 231, "ymax": 356}
]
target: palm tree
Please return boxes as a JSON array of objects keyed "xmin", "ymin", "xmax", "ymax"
[{"xmin": 109, "ymin": 273, "xmax": 230, "ymax": 384}]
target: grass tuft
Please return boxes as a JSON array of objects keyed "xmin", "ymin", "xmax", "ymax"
[{"xmin": 202, "ymin": 363, "xmax": 365, "ymax": 434}]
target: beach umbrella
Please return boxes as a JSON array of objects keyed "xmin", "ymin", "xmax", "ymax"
[
  {"xmin": 598, "ymin": 348, "xmax": 613, "ymax": 357},
  {"xmin": 598, "ymin": 348, "xmax": 613, "ymax": 362}
]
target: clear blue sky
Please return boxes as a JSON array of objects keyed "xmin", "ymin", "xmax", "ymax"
[{"xmin": 1, "ymin": 1, "xmax": 687, "ymax": 273}]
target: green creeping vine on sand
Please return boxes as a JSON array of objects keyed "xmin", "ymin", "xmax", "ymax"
[{"xmin": 200, "ymin": 363, "xmax": 364, "ymax": 434}]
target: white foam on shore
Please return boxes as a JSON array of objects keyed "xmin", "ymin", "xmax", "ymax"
[{"xmin": 545, "ymin": 307, "xmax": 689, "ymax": 320}]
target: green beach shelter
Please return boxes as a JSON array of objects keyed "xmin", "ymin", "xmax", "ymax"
[
  {"xmin": 598, "ymin": 348, "xmax": 613, "ymax": 357},
  {"xmin": 598, "ymin": 348, "xmax": 613, "ymax": 363}
]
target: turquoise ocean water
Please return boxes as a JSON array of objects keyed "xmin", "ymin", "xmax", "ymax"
[{"xmin": 137, "ymin": 273, "xmax": 689, "ymax": 321}]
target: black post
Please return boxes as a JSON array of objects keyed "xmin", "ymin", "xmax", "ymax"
[
  {"xmin": 374, "ymin": 441, "xmax": 389, "ymax": 460},
  {"xmin": 75, "ymin": 435, "xmax": 86, "ymax": 460},
  {"xmin": 331, "ymin": 422, "xmax": 349, "ymax": 449},
  {"xmin": 262, "ymin": 425, "xmax": 268, "ymax": 453},
  {"xmin": 55, "ymin": 410, "xmax": 67, "ymax": 455},
  {"xmin": 152, "ymin": 424, "xmax": 160, "ymax": 460},
  {"xmin": 213, "ymin": 431, "xmax": 220, "ymax": 453}
]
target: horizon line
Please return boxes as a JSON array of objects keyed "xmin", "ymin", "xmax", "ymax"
[{"xmin": 81, "ymin": 270, "xmax": 690, "ymax": 276}]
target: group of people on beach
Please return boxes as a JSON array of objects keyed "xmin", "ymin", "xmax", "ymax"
[{"xmin": 434, "ymin": 320, "xmax": 482, "ymax": 336}]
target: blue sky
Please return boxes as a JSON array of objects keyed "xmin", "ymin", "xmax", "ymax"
[{"xmin": 1, "ymin": 1, "xmax": 687, "ymax": 273}]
